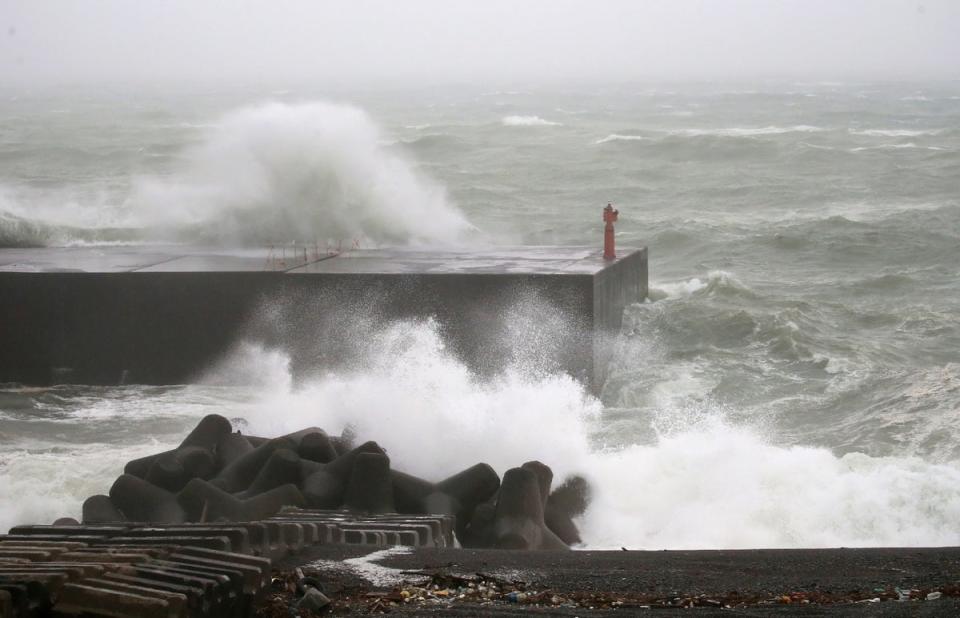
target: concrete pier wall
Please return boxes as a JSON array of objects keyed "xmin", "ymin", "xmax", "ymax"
[{"xmin": 0, "ymin": 247, "xmax": 647, "ymax": 389}]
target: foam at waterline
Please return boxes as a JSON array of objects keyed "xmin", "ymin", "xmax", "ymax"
[
  {"xmin": 131, "ymin": 101, "xmax": 474, "ymax": 245},
  {"xmin": 581, "ymin": 416, "xmax": 960, "ymax": 549},
  {"xmin": 0, "ymin": 440, "xmax": 174, "ymax": 531},
  {"xmin": 223, "ymin": 319, "xmax": 960, "ymax": 550}
]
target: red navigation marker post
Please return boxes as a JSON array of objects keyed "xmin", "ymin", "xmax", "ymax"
[{"xmin": 603, "ymin": 203, "xmax": 619, "ymax": 260}]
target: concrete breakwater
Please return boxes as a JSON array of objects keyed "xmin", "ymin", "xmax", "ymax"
[
  {"xmin": 0, "ymin": 245, "xmax": 647, "ymax": 391},
  {"xmin": 68, "ymin": 414, "xmax": 590, "ymax": 551}
]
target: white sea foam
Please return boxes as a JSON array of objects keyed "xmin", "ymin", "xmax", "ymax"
[
  {"xmin": 671, "ymin": 125, "xmax": 825, "ymax": 137},
  {"xmin": 238, "ymin": 320, "xmax": 600, "ymax": 482},
  {"xmin": 5, "ymin": 318, "xmax": 960, "ymax": 548},
  {"xmin": 502, "ymin": 115, "xmax": 562, "ymax": 127},
  {"xmin": 598, "ymin": 126, "xmax": 825, "ymax": 141},
  {"xmin": 132, "ymin": 101, "xmax": 473, "ymax": 245},
  {"xmin": 850, "ymin": 143, "xmax": 947, "ymax": 152},
  {"xmin": 582, "ymin": 417, "xmax": 960, "ymax": 549},
  {"xmin": 224, "ymin": 320, "xmax": 960, "ymax": 550},
  {"xmin": 307, "ymin": 547, "xmax": 413, "ymax": 587},
  {"xmin": 849, "ymin": 128, "xmax": 942, "ymax": 137},
  {"xmin": 648, "ymin": 271, "xmax": 744, "ymax": 300},
  {"xmin": 648, "ymin": 277, "xmax": 708, "ymax": 300},
  {"xmin": 0, "ymin": 440, "xmax": 172, "ymax": 527},
  {"xmin": 595, "ymin": 134, "xmax": 649, "ymax": 144}
]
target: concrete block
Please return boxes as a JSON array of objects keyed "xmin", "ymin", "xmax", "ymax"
[
  {"xmin": 102, "ymin": 536, "xmax": 233, "ymax": 552},
  {"xmin": 343, "ymin": 452, "xmax": 395, "ymax": 514},
  {"xmin": 302, "ymin": 441, "xmax": 384, "ymax": 508},
  {"xmin": 55, "ymin": 582, "xmax": 183, "ymax": 618},
  {"xmin": 177, "ymin": 479, "xmax": 304, "ymax": 523},
  {"xmin": 209, "ymin": 438, "xmax": 296, "ymax": 493},
  {"xmin": 127, "ymin": 527, "xmax": 250, "ymax": 554},
  {"xmin": 78, "ymin": 578, "xmax": 190, "ymax": 618},
  {"xmin": 492, "ymin": 467, "xmax": 568, "ymax": 551},
  {"xmin": 180, "ymin": 415, "xmax": 232, "ymax": 452},
  {"xmin": 342, "ymin": 530, "xmax": 386, "ymax": 546},
  {"xmin": 172, "ymin": 547, "xmax": 270, "ymax": 589},
  {"xmin": 101, "ymin": 572, "xmax": 208, "ymax": 616},
  {"xmin": 520, "ymin": 460, "xmax": 553, "ymax": 508},
  {"xmin": 235, "ymin": 448, "xmax": 301, "ymax": 499},
  {"xmin": 298, "ymin": 431, "xmax": 337, "ymax": 464},
  {"xmin": 214, "ymin": 433, "xmax": 253, "ymax": 470},
  {"xmin": 83, "ymin": 495, "xmax": 128, "ymax": 524},
  {"xmin": 110, "ymin": 475, "xmax": 187, "ymax": 523},
  {"xmin": 168, "ymin": 552, "xmax": 264, "ymax": 594}
]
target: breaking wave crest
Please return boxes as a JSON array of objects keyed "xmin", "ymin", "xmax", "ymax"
[
  {"xmin": 849, "ymin": 128, "xmax": 944, "ymax": 137},
  {"xmin": 133, "ymin": 102, "xmax": 473, "ymax": 245},
  {"xmin": 648, "ymin": 271, "xmax": 752, "ymax": 301},
  {"xmin": 595, "ymin": 134, "xmax": 649, "ymax": 144},
  {"xmin": 5, "ymin": 318, "xmax": 960, "ymax": 549},
  {"xmin": 0, "ymin": 101, "xmax": 474, "ymax": 248},
  {"xmin": 231, "ymin": 320, "xmax": 960, "ymax": 549}
]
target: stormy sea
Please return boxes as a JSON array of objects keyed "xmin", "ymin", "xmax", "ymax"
[{"xmin": 1, "ymin": 81, "xmax": 959, "ymax": 549}]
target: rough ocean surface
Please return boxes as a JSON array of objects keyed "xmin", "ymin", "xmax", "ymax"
[{"xmin": 1, "ymin": 81, "xmax": 959, "ymax": 549}]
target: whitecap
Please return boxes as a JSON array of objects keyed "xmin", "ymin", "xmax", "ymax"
[
  {"xmin": 595, "ymin": 134, "xmax": 648, "ymax": 144},
  {"xmin": 850, "ymin": 143, "xmax": 947, "ymax": 152},
  {"xmin": 669, "ymin": 125, "xmax": 825, "ymax": 137},
  {"xmin": 502, "ymin": 115, "xmax": 562, "ymax": 127},
  {"xmin": 131, "ymin": 101, "xmax": 474, "ymax": 245},
  {"xmin": 849, "ymin": 128, "xmax": 942, "ymax": 137}
]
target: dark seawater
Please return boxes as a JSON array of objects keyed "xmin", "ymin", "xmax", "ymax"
[{"xmin": 1, "ymin": 81, "xmax": 959, "ymax": 548}]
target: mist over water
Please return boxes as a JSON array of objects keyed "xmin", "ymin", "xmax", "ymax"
[{"xmin": 2, "ymin": 81, "xmax": 960, "ymax": 547}]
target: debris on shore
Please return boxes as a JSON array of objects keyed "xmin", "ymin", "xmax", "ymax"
[{"xmin": 256, "ymin": 567, "xmax": 960, "ymax": 615}]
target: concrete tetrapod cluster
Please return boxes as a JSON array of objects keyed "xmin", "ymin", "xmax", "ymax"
[{"xmin": 75, "ymin": 415, "xmax": 590, "ymax": 550}]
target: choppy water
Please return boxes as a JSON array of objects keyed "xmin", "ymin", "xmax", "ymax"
[{"xmin": 1, "ymin": 81, "xmax": 960, "ymax": 548}]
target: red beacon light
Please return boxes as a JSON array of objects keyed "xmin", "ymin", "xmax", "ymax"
[{"xmin": 603, "ymin": 203, "xmax": 619, "ymax": 260}]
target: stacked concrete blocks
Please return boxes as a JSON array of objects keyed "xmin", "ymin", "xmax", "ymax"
[
  {"xmin": 72, "ymin": 414, "xmax": 591, "ymax": 552},
  {"xmin": 0, "ymin": 536, "xmax": 270, "ymax": 618}
]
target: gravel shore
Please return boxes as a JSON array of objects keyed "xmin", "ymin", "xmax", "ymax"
[{"xmin": 259, "ymin": 546, "xmax": 960, "ymax": 615}]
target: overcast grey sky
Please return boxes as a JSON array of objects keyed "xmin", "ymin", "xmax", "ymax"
[{"xmin": 2, "ymin": 0, "xmax": 958, "ymax": 88}]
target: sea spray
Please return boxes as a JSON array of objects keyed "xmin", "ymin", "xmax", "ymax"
[
  {"xmin": 581, "ymin": 418, "xmax": 960, "ymax": 549},
  {"xmin": 211, "ymin": 320, "xmax": 960, "ymax": 550},
  {"xmin": 132, "ymin": 101, "xmax": 473, "ymax": 245},
  {"xmin": 234, "ymin": 319, "xmax": 600, "ymax": 483},
  {"xmin": 5, "ymin": 319, "xmax": 960, "ymax": 547},
  {"xmin": 0, "ymin": 101, "xmax": 474, "ymax": 247}
]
